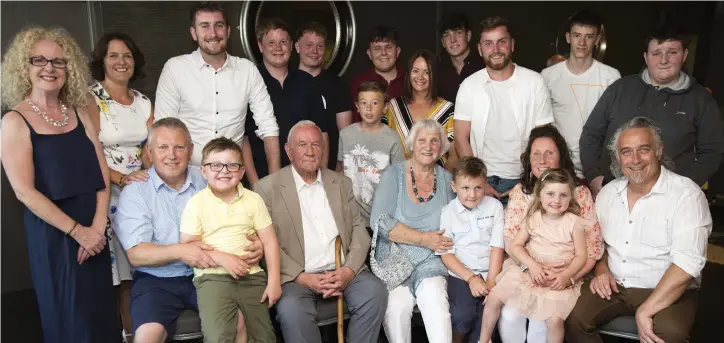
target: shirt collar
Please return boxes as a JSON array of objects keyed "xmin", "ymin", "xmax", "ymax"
[
  {"xmin": 441, "ymin": 50, "xmax": 482, "ymax": 68},
  {"xmin": 481, "ymin": 63, "xmax": 519, "ymax": 84},
  {"xmin": 454, "ymin": 197, "xmax": 483, "ymax": 214},
  {"xmin": 614, "ymin": 166, "xmax": 669, "ymax": 195},
  {"xmin": 291, "ymin": 166, "xmax": 323, "ymax": 193},
  {"xmin": 364, "ymin": 64, "xmax": 406, "ymax": 83},
  {"xmin": 148, "ymin": 166, "xmax": 196, "ymax": 192},
  {"xmin": 192, "ymin": 48, "xmax": 231, "ymax": 71},
  {"xmin": 207, "ymin": 183, "xmax": 245, "ymax": 203}
]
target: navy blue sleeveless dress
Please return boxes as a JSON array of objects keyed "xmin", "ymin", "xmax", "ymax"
[{"xmin": 17, "ymin": 109, "xmax": 120, "ymax": 343}]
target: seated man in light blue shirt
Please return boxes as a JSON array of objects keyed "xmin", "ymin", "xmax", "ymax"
[
  {"xmin": 115, "ymin": 117, "xmax": 263, "ymax": 343},
  {"xmin": 437, "ymin": 156, "xmax": 505, "ymax": 343}
]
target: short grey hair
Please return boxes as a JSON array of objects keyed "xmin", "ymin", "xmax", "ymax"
[
  {"xmin": 148, "ymin": 117, "xmax": 193, "ymax": 146},
  {"xmin": 607, "ymin": 116, "xmax": 674, "ymax": 178},
  {"xmin": 287, "ymin": 120, "xmax": 323, "ymax": 145},
  {"xmin": 405, "ymin": 119, "xmax": 451, "ymax": 157}
]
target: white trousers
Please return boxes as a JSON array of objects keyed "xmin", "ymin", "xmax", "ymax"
[
  {"xmin": 497, "ymin": 305, "xmax": 547, "ymax": 343},
  {"xmin": 383, "ymin": 276, "xmax": 452, "ymax": 343}
]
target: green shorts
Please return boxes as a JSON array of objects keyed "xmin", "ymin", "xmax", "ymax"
[{"xmin": 194, "ymin": 272, "xmax": 275, "ymax": 343}]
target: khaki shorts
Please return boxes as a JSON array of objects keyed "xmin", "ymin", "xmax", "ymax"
[{"xmin": 194, "ymin": 272, "xmax": 275, "ymax": 343}]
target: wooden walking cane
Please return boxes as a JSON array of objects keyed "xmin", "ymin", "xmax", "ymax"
[{"xmin": 334, "ymin": 236, "xmax": 344, "ymax": 343}]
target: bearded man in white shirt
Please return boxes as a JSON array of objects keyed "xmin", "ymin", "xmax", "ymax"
[
  {"xmin": 154, "ymin": 2, "xmax": 280, "ymax": 169},
  {"xmin": 565, "ymin": 117, "xmax": 711, "ymax": 343},
  {"xmin": 454, "ymin": 16, "xmax": 554, "ymax": 207}
]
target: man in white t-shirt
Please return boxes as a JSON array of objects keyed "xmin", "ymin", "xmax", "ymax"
[
  {"xmin": 541, "ymin": 11, "xmax": 620, "ymax": 179},
  {"xmin": 455, "ymin": 16, "xmax": 554, "ymax": 207}
]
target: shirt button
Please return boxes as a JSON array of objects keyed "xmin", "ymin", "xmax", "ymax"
[
  {"xmin": 628, "ymin": 220, "xmax": 632, "ymax": 224},
  {"xmin": 623, "ymin": 260, "xmax": 626, "ymax": 263},
  {"xmin": 215, "ymin": 131, "xmax": 218, "ymax": 134},
  {"xmin": 216, "ymin": 111, "xmax": 219, "ymax": 114},
  {"xmin": 216, "ymin": 91, "xmax": 219, "ymax": 94},
  {"xmin": 625, "ymin": 241, "xmax": 629, "ymax": 244}
]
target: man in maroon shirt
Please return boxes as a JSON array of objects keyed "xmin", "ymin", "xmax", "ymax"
[
  {"xmin": 436, "ymin": 12, "xmax": 485, "ymax": 103},
  {"xmin": 349, "ymin": 26, "xmax": 406, "ymax": 122}
]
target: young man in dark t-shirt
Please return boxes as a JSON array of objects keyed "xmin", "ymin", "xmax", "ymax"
[
  {"xmin": 295, "ymin": 21, "xmax": 354, "ymax": 170},
  {"xmin": 349, "ymin": 26, "xmax": 406, "ymax": 123},
  {"xmin": 243, "ymin": 18, "xmax": 329, "ymax": 184},
  {"xmin": 436, "ymin": 12, "xmax": 485, "ymax": 103}
]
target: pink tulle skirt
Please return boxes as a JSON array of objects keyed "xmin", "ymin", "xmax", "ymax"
[{"xmin": 490, "ymin": 259, "xmax": 582, "ymax": 321}]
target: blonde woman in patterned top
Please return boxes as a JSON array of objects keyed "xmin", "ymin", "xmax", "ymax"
[
  {"xmin": 498, "ymin": 124, "xmax": 603, "ymax": 343},
  {"xmin": 86, "ymin": 32, "xmax": 153, "ymax": 343},
  {"xmin": 383, "ymin": 49, "xmax": 457, "ymax": 169}
]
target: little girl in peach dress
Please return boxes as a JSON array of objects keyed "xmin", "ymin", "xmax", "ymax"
[{"xmin": 479, "ymin": 169, "xmax": 589, "ymax": 343}]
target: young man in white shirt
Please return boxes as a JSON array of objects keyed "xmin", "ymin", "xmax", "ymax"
[
  {"xmin": 454, "ymin": 16, "xmax": 554, "ymax": 206},
  {"xmin": 154, "ymin": 2, "xmax": 280, "ymax": 169},
  {"xmin": 541, "ymin": 11, "xmax": 620, "ymax": 179},
  {"xmin": 565, "ymin": 117, "xmax": 711, "ymax": 343}
]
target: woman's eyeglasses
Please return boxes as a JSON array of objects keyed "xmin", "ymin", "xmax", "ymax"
[
  {"xmin": 29, "ymin": 56, "xmax": 68, "ymax": 69},
  {"xmin": 203, "ymin": 162, "xmax": 243, "ymax": 172}
]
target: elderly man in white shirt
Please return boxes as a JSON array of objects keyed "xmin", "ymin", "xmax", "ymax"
[
  {"xmin": 565, "ymin": 117, "xmax": 711, "ymax": 343},
  {"xmin": 455, "ymin": 16, "xmax": 553, "ymax": 207},
  {"xmin": 154, "ymin": 2, "xmax": 280, "ymax": 168},
  {"xmin": 254, "ymin": 121, "xmax": 387, "ymax": 343}
]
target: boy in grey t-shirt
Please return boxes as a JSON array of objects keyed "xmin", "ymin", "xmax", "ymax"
[{"xmin": 337, "ymin": 81, "xmax": 405, "ymax": 224}]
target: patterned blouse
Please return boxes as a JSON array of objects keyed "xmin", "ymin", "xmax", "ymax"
[
  {"xmin": 383, "ymin": 97, "xmax": 455, "ymax": 167},
  {"xmin": 503, "ymin": 183, "xmax": 604, "ymax": 260}
]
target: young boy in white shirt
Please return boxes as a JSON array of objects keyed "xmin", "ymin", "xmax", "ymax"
[{"xmin": 438, "ymin": 156, "xmax": 505, "ymax": 343}]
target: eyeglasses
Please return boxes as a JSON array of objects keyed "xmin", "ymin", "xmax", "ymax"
[
  {"xmin": 29, "ymin": 56, "xmax": 68, "ymax": 69},
  {"xmin": 203, "ymin": 162, "xmax": 243, "ymax": 172}
]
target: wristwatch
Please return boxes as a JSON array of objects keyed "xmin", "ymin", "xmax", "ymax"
[{"xmin": 520, "ymin": 264, "xmax": 528, "ymax": 272}]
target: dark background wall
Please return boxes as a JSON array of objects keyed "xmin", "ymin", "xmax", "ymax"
[{"xmin": 2, "ymin": 1, "xmax": 723, "ymax": 294}]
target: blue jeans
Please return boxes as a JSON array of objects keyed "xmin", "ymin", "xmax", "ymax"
[{"xmin": 487, "ymin": 176, "xmax": 519, "ymax": 207}]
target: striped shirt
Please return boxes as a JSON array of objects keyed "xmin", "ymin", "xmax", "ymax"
[{"xmin": 115, "ymin": 166, "xmax": 206, "ymax": 278}]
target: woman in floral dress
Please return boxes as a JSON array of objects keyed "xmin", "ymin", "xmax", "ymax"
[
  {"xmin": 498, "ymin": 124, "xmax": 604, "ymax": 343},
  {"xmin": 86, "ymin": 32, "xmax": 152, "ymax": 343}
]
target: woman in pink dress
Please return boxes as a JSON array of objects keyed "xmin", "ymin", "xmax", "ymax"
[{"xmin": 479, "ymin": 169, "xmax": 589, "ymax": 343}]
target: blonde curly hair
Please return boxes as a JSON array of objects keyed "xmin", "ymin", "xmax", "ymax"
[{"xmin": 1, "ymin": 26, "xmax": 89, "ymax": 108}]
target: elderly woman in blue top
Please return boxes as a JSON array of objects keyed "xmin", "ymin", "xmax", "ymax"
[{"xmin": 370, "ymin": 118, "xmax": 456, "ymax": 343}]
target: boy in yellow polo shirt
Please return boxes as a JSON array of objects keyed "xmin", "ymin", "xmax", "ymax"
[{"xmin": 180, "ymin": 137, "xmax": 281, "ymax": 343}]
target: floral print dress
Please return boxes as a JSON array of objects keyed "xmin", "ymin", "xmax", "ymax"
[{"xmin": 90, "ymin": 82, "xmax": 152, "ymax": 285}]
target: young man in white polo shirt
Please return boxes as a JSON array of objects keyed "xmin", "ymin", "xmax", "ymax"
[
  {"xmin": 154, "ymin": 2, "xmax": 281, "ymax": 169},
  {"xmin": 455, "ymin": 16, "xmax": 554, "ymax": 206},
  {"xmin": 541, "ymin": 10, "xmax": 620, "ymax": 180}
]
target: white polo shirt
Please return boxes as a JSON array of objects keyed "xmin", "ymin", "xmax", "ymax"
[
  {"xmin": 455, "ymin": 64, "xmax": 554, "ymax": 178},
  {"xmin": 154, "ymin": 49, "xmax": 279, "ymax": 165},
  {"xmin": 595, "ymin": 167, "xmax": 712, "ymax": 289},
  {"xmin": 541, "ymin": 60, "xmax": 621, "ymax": 178},
  {"xmin": 437, "ymin": 196, "xmax": 505, "ymax": 280}
]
